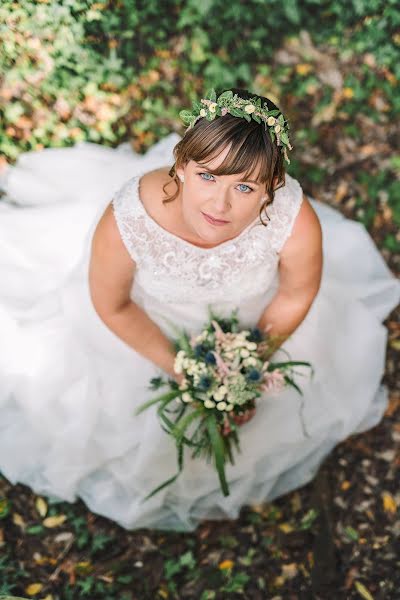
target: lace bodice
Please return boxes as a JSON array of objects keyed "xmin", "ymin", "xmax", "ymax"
[{"xmin": 112, "ymin": 172, "xmax": 303, "ymax": 305}]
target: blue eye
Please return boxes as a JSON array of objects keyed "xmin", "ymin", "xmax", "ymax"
[
  {"xmin": 198, "ymin": 172, "xmax": 253, "ymax": 193},
  {"xmin": 199, "ymin": 172, "xmax": 214, "ymax": 181}
]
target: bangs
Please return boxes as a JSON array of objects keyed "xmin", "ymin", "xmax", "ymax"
[{"xmin": 186, "ymin": 117, "xmax": 275, "ymax": 184}]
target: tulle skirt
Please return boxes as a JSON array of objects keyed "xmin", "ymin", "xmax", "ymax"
[{"xmin": 0, "ymin": 134, "xmax": 399, "ymax": 531}]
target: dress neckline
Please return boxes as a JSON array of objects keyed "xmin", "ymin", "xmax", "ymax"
[{"xmin": 133, "ymin": 172, "xmax": 262, "ymax": 253}]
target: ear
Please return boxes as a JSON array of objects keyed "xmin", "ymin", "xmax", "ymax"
[{"xmin": 176, "ymin": 165, "xmax": 184, "ymax": 180}]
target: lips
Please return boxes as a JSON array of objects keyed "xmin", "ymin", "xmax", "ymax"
[{"xmin": 202, "ymin": 212, "xmax": 230, "ymax": 225}]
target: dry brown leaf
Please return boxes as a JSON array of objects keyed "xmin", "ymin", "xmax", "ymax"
[
  {"xmin": 282, "ymin": 562, "xmax": 298, "ymax": 579},
  {"xmin": 335, "ymin": 181, "xmax": 349, "ymax": 203}
]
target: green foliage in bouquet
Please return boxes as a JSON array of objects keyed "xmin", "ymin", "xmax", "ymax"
[{"xmin": 136, "ymin": 310, "xmax": 314, "ymax": 499}]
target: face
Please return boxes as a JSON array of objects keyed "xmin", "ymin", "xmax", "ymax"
[{"xmin": 176, "ymin": 145, "xmax": 271, "ymax": 247}]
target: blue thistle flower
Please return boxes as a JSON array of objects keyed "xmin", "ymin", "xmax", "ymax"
[
  {"xmin": 194, "ymin": 343, "xmax": 207, "ymax": 358},
  {"xmin": 198, "ymin": 375, "xmax": 213, "ymax": 390},
  {"xmin": 248, "ymin": 327, "xmax": 263, "ymax": 343},
  {"xmin": 205, "ymin": 351, "xmax": 216, "ymax": 364},
  {"xmin": 247, "ymin": 368, "xmax": 262, "ymax": 382}
]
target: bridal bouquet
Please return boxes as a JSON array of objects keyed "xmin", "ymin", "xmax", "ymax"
[{"xmin": 136, "ymin": 310, "xmax": 314, "ymax": 499}]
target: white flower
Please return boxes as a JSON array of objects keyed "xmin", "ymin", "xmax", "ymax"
[
  {"xmin": 225, "ymin": 404, "xmax": 234, "ymax": 411},
  {"xmin": 179, "ymin": 378, "xmax": 189, "ymax": 390},
  {"xmin": 174, "ymin": 363, "xmax": 183, "ymax": 374},
  {"xmin": 213, "ymin": 385, "xmax": 228, "ymax": 401},
  {"xmin": 182, "ymin": 392, "xmax": 193, "ymax": 403},
  {"xmin": 199, "ymin": 108, "xmax": 207, "ymax": 117},
  {"xmin": 245, "ymin": 104, "xmax": 256, "ymax": 114},
  {"xmin": 240, "ymin": 348, "xmax": 250, "ymax": 358},
  {"xmin": 209, "ymin": 102, "xmax": 218, "ymax": 112},
  {"xmin": 204, "ymin": 399, "xmax": 216, "ymax": 409},
  {"xmin": 243, "ymin": 357, "xmax": 257, "ymax": 367},
  {"xmin": 246, "ymin": 342, "xmax": 257, "ymax": 351},
  {"xmin": 267, "ymin": 116, "xmax": 276, "ymax": 126},
  {"xmin": 274, "ymin": 124, "xmax": 281, "ymax": 133},
  {"xmin": 216, "ymin": 401, "xmax": 227, "ymax": 411}
]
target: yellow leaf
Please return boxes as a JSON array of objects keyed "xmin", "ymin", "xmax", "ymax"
[
  {"xmin": 35, "ymin": 497, "xmax": 48, "ymax": 518},
  {"xmin": 76, "ymin": 561, "xmax": 93, "ymax": 573},
  {"xmin": 355, "ymin": 581, "xmax": 374, "ymax": 600},
  {"xmin": 342, "ymin": 87, "xmax": 354, "ymax": 99},
  {"xmin": 158, "ymin": 589, "xmax": 169, "ymax": 599},
  {"xmin": 274, "ymin": 575, "xmax": 285, "ymax": 587},
  {"xmin": 43, "ymin": 514, "xmax": 67, "ymax": 528},
  {"xmin": 279, "ymin": 523, "xmax": 294, "ymax": 533},
  {"xmin": 382, "ymin": 491, "xmax": 397, "ymax": 514},
  {"xmin": 341, "ymin": 480, "xmax": 351, "ymax": 491},
  {"xmin": 12, "ymin": 512, "xmax": 26, "ymax": 528},
  {"xmin": 25, "ymin": 582, "xmax": 44, "ymax": 595},
  {"xmin": 296, "ymin": 63, "xmax": 313, "ymax": 76},
  {"xmin": 41, "ymin": 595, "xmax": 54, "ymax": 600},
  {"xmin": 218, "ymin": 559, "xmax": 234, "ymax": 570}
]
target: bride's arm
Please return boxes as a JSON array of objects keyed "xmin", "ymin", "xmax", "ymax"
[
  {"xmin": 257, "ymin": 196, "xmax": 323, "ymax": 354},
  {"xmin": 88, "ymin": 204, "xmax": 178, "ymax": 380}
]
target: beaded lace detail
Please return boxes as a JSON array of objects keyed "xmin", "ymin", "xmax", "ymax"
[{"xmin": 112, "ymin": 172, "xmax": 303, "ymax": 303}]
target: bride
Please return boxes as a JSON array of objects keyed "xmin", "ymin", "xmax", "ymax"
[{"xmin": 0, "ymin": 88, "xmax": 398, "ymax": 531}]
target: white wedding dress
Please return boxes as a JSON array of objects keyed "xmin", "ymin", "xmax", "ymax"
[{"xmin": 0, "ymin": 133, "xmax": 399, "ymax": 531}]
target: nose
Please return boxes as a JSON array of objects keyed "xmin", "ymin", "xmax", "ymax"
[{"xmin": 211, "ymin": 190, "xmax": 231, "ymax": 215}]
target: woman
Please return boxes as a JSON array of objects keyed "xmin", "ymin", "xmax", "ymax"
[{"xmin": 0, "ymin": 88, "xmax": 398, "ymax": 531}]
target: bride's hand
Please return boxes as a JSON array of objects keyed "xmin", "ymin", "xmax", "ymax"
[{"xmin": 232, "ymin": 407, "xmax": 256, "ymax": 426}]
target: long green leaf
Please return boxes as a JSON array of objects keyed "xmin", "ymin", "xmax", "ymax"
[
  {"xmin": 268, "ymin": 360, "xmax": 312, "ymax": 369},
  {"xmin": 205, "ymin": 415, "xmax": 230, "ymax": 496},
  {"xmin": 142, "ymin": 470, "xmax": 182, "ymax": 501},
  {"xmin": 284, "ymin": 374, "xmax": 303, "ymax": 396},
  {"xmin": 172, "ymin": 407, "xmax": 204, "ymax": 444},
  {"xmin": 135, "ymin": 389, "xmax": 180, "ymax": 415}
]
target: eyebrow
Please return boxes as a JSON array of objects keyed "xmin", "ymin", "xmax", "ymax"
[{"xmin": 195, "ymin": 164, "xmax": 260, "ymax": 185}]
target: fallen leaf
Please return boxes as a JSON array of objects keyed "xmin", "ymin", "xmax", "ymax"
[
  {"xmin": 279, "ymin": 522, "xmax": 294, "ymax": 533},
  {"xmin": 382, "ymin": 491, "xmax": 397, "ymax": 514},
  {"xmin": 43, "ymin": 514, "xmax": 67, "ymax": 528},
  {"xmin": 35, "ymin": 497, "xmax": 48, "ymax": 518},
  {"xmin": 12, "ymin": 512, "xmax": 26, "ymax": 529},
  {"xmin": 355, "ymin": 580, "xmax": 374, "ymax": 600},
  {"xmin": 218, "ymin": 559, "xmax": 234, "ymax": 570},
  {"xmin": 54, "ymin": 531, "xmax": 74, "ymax": 543},
  {"xmin": 25, "ymin": 582, "xmax": 44, "ymax": 596},
  {"xmin": 282, "ymin": 562, "xmax": 298, "ymax": 579},
  {"xmin": 335, "ymin": 181, "xmax": 349, "ymax": 204},
  {"xmin": 273, "ymin": 575, "xmax": 285, "ymax": 587}
]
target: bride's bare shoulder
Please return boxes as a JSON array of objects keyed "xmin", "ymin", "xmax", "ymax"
[{"xmin": 139, "ymin": 167, "xmax": 175, "ymax": 207}]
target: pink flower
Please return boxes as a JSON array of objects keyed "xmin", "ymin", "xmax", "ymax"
[
  {"xmin": 211, "ymin": 320, "xmax": 225, "ymax": 341},
  {"xmin": 261, "ymin": 369, "xmax": 285, "ymax": 394},
  {"xmin": 221, "ymin": 107, "xmax": 228, "ymax": 115},
  {"xmin": 212, "ymin": 351, "xmax": 230, "ymax": 377}
]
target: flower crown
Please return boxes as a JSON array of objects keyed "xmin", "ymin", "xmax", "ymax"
[{"xmin": 179, "ymin": 88, "xmax": 293, "ymax": 164}]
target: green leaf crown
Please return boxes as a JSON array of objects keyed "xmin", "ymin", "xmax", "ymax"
[{"xmin": 179, "ymin": 88, "xmax": 293, "ymax": 164}]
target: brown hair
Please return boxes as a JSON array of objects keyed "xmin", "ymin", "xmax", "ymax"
[{"xmin": 162, "ymin": 88, "xmax": 287, "ymax": 226}]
